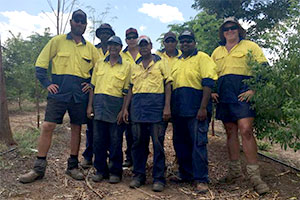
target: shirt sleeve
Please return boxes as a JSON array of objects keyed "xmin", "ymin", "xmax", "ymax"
[
  {"xmin": 199, "ymin": 53, "xmax": 218, "ymax": 88},
  {"xmin": 251, "ymin": 42, "xmax": 268, "ymax": 64},
  {"xmin": 35, "ymin": 37, "xmax": 58, "ymax": 88},
  {"xmin": 160, "ymin": 59, "xmax": 173, "ymax": 84},
  {"xmin": 122, "ymin": 63, "xmax": 131, "ymax": 95}
]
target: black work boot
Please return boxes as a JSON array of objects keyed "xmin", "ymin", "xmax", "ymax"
[{"xmin": 65, "ymin": 157, "xmax": 84, "ymax": 180}]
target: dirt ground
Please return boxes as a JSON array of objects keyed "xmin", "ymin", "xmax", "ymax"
[{"xmin": 0, "ymin": 108, "xmax": 299, "ymax": 200}]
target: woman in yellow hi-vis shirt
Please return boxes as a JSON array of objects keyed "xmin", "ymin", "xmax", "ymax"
[{"xmin": 211, "ymin": 17, "xmax": 269, "ymax": 195}]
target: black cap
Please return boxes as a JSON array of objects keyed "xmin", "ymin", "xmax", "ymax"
[
  {"xmin": 72, "ymin": 9, "xmax": 87, "ymax": 23},
  {"xmin": 178, "ymin": 29, "xmax": 195, "ymax": 40},
  {"xmin": 164, "ymin": 31, "xmax": 176, "ymax": 41},
  {"xmin": 96, "ymin": 23, "xmax": 115, "ymax": 38},
  {"xmin": 107, "ymin": 36, "xmax": 123, "ymax": 46}
]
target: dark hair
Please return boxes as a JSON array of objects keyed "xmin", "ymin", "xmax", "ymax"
[{"xmin": 218, "ymin": 22, "xmax": 246, "ymax": 45}]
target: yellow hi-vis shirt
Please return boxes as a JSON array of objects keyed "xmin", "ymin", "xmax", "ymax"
[
  {"xmin": 211, "ymin": 40, "xmax": 267, "ymax": 77},
  {"xmin": 156, "ymin": 48, "xmax": 181, "ymax": 69},
  {"xmin": 130, "ymin": 55, "xmax": 172, "ymax": 94},
  {"xmin": 35, "ymin": 33, "xmax": 99, "ymax": 103},
  {"xmin": 91, "ymin": 56, "xmax": 131, "ymax": 97},
  {"xmin": 130, "ymin": 54, "xmax": 172, "ymax": 123},
  {"xmin": 121, "ymin": 46, "xmax": 142, "ymax": 64},
  {"xmin": 95, "ymin": 43, "xmax": 109, "ymax": 59},
  {"xmin": 171, "ymin": 49, "xmax": 217, "ymax": 117}
]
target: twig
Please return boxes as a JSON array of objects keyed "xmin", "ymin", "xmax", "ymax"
[
  {"xmin": 208, "ymin": 188, "xmax": 215, "ymax": 200},
  {"xmin": 275, "ymin": 170, "xmax": 290, "ymax": 177},
  {"xmin": 85, "ymin": 168, "xmax": 104, "ymax": 199},
  {"xmin": 135, "ymin": 187, "xmax": 161, "ymax": 199},
  {"xmin": 0, "ymin": 147, "xmax": 17, "ymax": 156}
]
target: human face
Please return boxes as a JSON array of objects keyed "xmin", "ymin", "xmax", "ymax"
[
  {"xmin": 179, "ymin": 37, "xmax": 195, "ymax": 54},
  {"xmin": 223, "ymin": 22, "xmax": 239, "ymax": 42},
  {"xmin": 163, "ymin": 38, "xmax": 177, "ymax": 52},
  {"xmin": 99, "ymin": 30, "xmax": 114, "ymax": 43},
  {"xmin": 108, "ymin": 42, "xmax": 122, "ymax": 57},
  {"xmin": 125, "ymin": 33, "xmax": 138, "ymax": 47},
  {"xmin": 70, "ymin": 16, "xmax": 87, "ymax": 36},
  {"xmin": 138, "ymin": 41, "xmax": 152, "ymax": 57}
]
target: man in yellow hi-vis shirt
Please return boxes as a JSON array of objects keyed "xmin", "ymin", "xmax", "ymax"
[
  {"xmin": 123, "ymin": 36, "xmax": 172, "ymax": 192},
  {"xmin": 19, "ymin": 9, "xmax": 99, "ymax": 183},
  {"xmin": 88, "ymin": 36, "xmax": 131, "ymax": 184},
  {"xmin": 156, "ymin": 31, "xmax": 181, "ymax": 69},
  {"xmin": 121, "ymin": 27, "xmax": 141, "ymax": 168},
  {"xmin": 170, "ymin": 30, "xmax": 217, "ymax": 194}
]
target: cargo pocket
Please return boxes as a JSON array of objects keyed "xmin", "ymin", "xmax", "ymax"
[
  {"xmin": 114, "ymin": 72, "xmax": 126, "ymax": 88},
  {"xmin": 56, "ymin": 52, "xmax": 70, "ymax": 67},
  {"xmin": 197, "ymin": 120, "xmax": 208, "ymax": 146}
]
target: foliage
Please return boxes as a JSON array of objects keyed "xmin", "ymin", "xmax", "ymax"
[
  {"xmin": 191, "ymin": 0, "xmax": 295, "ymax": 48},
  {"xmin": 246, "ymin": 13, "xmax": 300, "ymax": 151},
  {"xmin": 2, "ymin": 29, "xmax": 52, "ymax": 109},
  {"xmin": 14, "ymin": 128, "xmax": 40, "ymax": 156},
  {"xmin": 166, "ymin": 11, "xmax": 222, "ymax": 55}
]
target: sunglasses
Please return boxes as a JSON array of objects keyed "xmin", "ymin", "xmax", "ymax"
[
  {"xmin": 179, "ymin": 39, "xmax": 193, "ymax": 44},
  {"xmin": 223, "ymin": 25, "xmax": 238, "ymax": 32},
  {"xmin": 165, "ymin": 39, "xmax": 176, "ymax": 44},
  {"xmin": 73, "ymin": 18, "xmax": 87, "ymax": 24},
  {"xmin": 126, "ymin": 36, "xmax": 138, "ymax": 40}
]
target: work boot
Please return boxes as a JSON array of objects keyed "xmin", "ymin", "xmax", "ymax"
[
  {"xmin": 80, "ymin": 158, "xmax": 93, "ymax": 169},
  {"xmin": 218, "ymin": 160, "xmax": 243, "ymax": 183},
  {"xmin": 152, "ymin": 182, "xmax": 165, "ymax": 192},
  {"xmin": 246, "ymin": 164, "xmax": 269, "ymax": 195},
  {"xmin": 66, "ymin": 157, "xmax": 84, "ymax": 180},
  {"xmin": 19, "ymin": 159, "xmax": 47, "ymax": 183},
  {"xmin": 129, "ymin": 178, "xmax": 144, "ymax": 188},
  {"xmin": 122, "ymin": 160, "xmax": 132, "ymax": 168},
  {"xmin": 65, "ymin": 168, "xmax": 84, "ymax": 180},
  {"xmin": 109, "ymin": 175, "xmax": 121, "ymax": 184},
  {"xmin": 196, "ymin": 182, "xmax": 209, "ymax": 194}
]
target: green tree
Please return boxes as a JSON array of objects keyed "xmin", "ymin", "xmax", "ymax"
[
  {"xmin": 191, "ymin": 0, "xmax": 296, "ymax": 48},
  {"xmin": 166, "ymin": 11, "xmax": 222, "ymax": 55},
  {"xmin": 246, "ymin": 7, "xmax": 300, "ymax": 151},
  {"xmin": 3, "ymin": 29, "xmax": 52, "ymax": 110}
]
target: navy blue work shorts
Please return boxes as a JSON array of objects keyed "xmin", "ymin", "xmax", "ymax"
[
  {"xmin": 216, "ymin": 101, "xmax": 255, "ymax": 123},
  {"xmin": 44, "ymin": 98, "xmax": 88, "ymax": 125}
]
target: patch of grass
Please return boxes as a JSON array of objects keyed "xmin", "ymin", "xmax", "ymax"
[
  {"xmin": 14, "ymin": 128, "xmax": 40, "ymax": 156},
  {"xmin": 257, "ymin": 140, "xmax": 271, "ymax": 151}
]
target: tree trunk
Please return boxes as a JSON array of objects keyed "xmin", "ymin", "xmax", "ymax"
[{"xmin": 0, "ymin": 39, "xmax": 17, "ymax": 145}]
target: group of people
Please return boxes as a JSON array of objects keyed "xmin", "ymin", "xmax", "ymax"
[{"xmin": 19, "ymin": 9, "xmax": 270, "ymax": 195}]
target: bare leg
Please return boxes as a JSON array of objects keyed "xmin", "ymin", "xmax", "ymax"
[
  {"xmin": 70, "ymin": 124, "xmax": 82, "ymax": 155},
  {"xmin": 238, "ymin": 117, "xmax": 258, "ymax": 164},
  {"xmin": 223, "ymin": 122, "xmax": 240, "ymax": 161},
  {"xmin": 37, "ymin": 122, "xmax": 56, "ymax": 157}
]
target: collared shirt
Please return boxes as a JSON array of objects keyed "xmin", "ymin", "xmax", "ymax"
[
  {"xmin": 35, "ymin": 33, "xmax": 99, "ymax": 103},
  {"xmin": 121, "ymin": 46, "xmax": 142, "ymax": 64},
  {"xmin": 156, "ymin": 48, "xmax": 181, "ymax": 69},
  {"xmin": 95, "ymin": 43, "xmax": 109, "ymax": 59},
  {"xmin": 211, "ymin": 40, "xmax": 267, "ymax": 103},
  {"xmin": 130, "ymin": 54, "xmax": 172, "ymax": 123},
  {"xmin": 91, "ymin": 55, "xmax": 131, "ymax": 123},
  {"xmin": 171, "ymin": 49, "xmax": 218, "ymax": 117}
]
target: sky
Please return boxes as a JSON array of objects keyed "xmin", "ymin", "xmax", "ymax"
[{"xmin": 0, "ymin": 0, "xmax": 198, "ymax": 50}]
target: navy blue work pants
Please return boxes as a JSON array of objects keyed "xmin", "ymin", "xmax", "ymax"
[
  {"xmin": 131, "ymin": 122, "xmax": 167, "ymax": 184},
  {"xmin": 93, "ymin": 120, "xmax": 124, "ymax": 177},
  {"xmin": 172, "ymin": 116, "xmax": 210, "ymax": 183}
]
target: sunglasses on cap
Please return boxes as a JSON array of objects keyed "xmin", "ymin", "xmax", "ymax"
[
  {"xmin": 179, "ymin": 39, "xmax": 193, "ymax": 44},
  {"xmin": 165, "ymin": 39, "xmax": 176, "ymax": 43},
  {"xmin": 223, "ymin": 25, "xmax": 239, "ymax": 32},
  {"xmin": 73, "ymin": 17, "xmax": 86, "ymax": 24},
  {"xmin": 126, "ymin": 36, "xmax": 138, "ymax": 40}
]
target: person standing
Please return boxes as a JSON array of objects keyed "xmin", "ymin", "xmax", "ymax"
[
  {"xmin": 211, "ymin": 17, "xmax": 269, "ymax": 195},
  {"xmin": 123, "ymin": 36, "xmax": 172, "ymax": 192},
  {"xmin": 88, "ymin": 36, "xmax": 131, "ymax": 184},
  {"xmin": 81, "ymin": 23, "xmax": 116, "ymax": 168},
  {"xmin": 121, "ymin": 27, "xmax": 141, "ymax": 168},
  {"xmin": 171, "ymin": 30, "xmax": 218, "ymax": 193},
  {"xmin": 156, "ymin": 31, "xmax": 181, "ymax": 69},
  {"xmin": 19, "ymin": 9, "xmax": 99, "ymax": 183}
]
